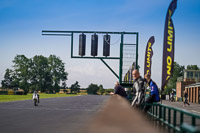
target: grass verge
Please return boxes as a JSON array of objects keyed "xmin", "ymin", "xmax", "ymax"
[{"xmin": 0, "ymin": 93, "xmax": 77, "ymax": 102}]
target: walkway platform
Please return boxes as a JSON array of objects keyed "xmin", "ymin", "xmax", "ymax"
[{"xmin": 162, "ymin": 100, "xmax": 200, "ymax": 115}]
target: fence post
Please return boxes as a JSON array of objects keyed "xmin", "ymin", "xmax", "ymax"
[
  {"xmin": 150, "ymin": 104, "xmax": 152, "ymax": 114},
  {"xmin": 163, "ymin": 107, "xmax": 166, "ymax": 121},
  {"xmin": 180, "ymin": 112, "xmax": 184, "ymax": 126},
  {"xmin": 173, "ymin": 110, "xmax": 177, "ymax": 128},
  {"xmin": 192, "ymin": 117, "xmax": 196, "ymax": 126},
  {"xmin": 153, "ymin": 104, "xmax": 155, "ymax": 116},
  {"xmin": 168, "ymin": 108, "xmax": 171, "ymax": 124},
  {"xmin": 156, "ymin": 105, "xmax": 158, "ymax": 118},
  {"xmin": 159, "ymin": 105, "xmax": 162, "ymax": 119}
]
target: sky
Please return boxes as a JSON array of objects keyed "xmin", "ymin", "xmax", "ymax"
[{"xmin": 0, "ymin": 0, "xmax": 200, "ymax": 89}]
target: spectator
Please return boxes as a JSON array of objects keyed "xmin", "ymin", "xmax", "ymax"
[
  {"xmin": 170, "ymin": 90, "xmax": 175, "ymax": 102},
  {"xmin": 143, "ymin": 74, "xmax": 160, "ymax": 112},
  {"xmin": 183, "ymin": 90, "xmax": 190, "ymax": 107},
  {"xmin": 131, "ymin": 70, "xmax": 145, "ymax": 107},
  {"xmin": 110, "ymin": 81, "xmax": 127, "ymax": 98}
]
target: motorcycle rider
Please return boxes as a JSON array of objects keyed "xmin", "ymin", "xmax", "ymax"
[{"xmin": 32, "ymin": 91, "xmax": 40, "ymax": 105}]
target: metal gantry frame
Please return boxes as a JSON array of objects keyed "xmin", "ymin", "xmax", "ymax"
[{"xmin": 42, "ymin": 30, "xmax": 138, "ymax": 87}]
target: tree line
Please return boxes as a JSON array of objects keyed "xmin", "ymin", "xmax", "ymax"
[
  {"xmin": 3, "ymin": 55, "xmax": 196, "ymax": 95},
  {"xmin": 1, "ymin": 54, "xmax": 114, "ymax": 95},
  {"xmin": 70, "ymin": 82, "xmax": 114, "ymax": 95},
  {"xmin": 1, "ymin": 55, "xmax": 68, "ymax": 94}
]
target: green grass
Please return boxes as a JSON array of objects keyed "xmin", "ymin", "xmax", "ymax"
[{"xmin": 0, "ymin": 93, "xmax": 78, "ymax": 102}]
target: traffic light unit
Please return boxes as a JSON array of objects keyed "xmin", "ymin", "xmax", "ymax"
[{"xmin": 79, "ymin": 33, "xmax": 110, "ymax": 57}]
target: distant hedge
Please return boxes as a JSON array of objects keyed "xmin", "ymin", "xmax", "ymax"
[
  {"xmin": 0, "ymin": 91, "xmax": 8, "ymax": 95},
  {"xmin": 15, "ymin": 91, "xmax": 25, "ymax": 95},
  {"xmin": 104, "ymin": 89, "xmax": 114, "ymax": 95}
]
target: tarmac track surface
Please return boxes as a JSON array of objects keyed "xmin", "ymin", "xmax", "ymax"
[{"xmin": 0, "ymin": 95, "xmax": 109, "ymax": 133}]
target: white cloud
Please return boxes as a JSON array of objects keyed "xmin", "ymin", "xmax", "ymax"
[{"xmin": 66, "ymin": 61, "xmax": 119, "ymax": 88}]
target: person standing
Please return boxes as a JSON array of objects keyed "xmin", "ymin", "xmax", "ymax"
[
  {"xmin": 110, "ymin": 81, "xmax": 127, "ymax": 98},
  {"xmin": 143, "ymin": 74, "xmax": 160, "ymax": 112},
  {"xmin": 183, "ymin": 90, "xmax": 190, "ymax": 107},
  {"xmin": 131, "ymin": 70, "xmax": 145, "ymax": 107},
  {"xmin": 170, "ymin": 90, "xmax": 175, "ymax": 102}
]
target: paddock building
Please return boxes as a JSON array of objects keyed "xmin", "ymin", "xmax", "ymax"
[
  {"xmin": 176, "ymin": 70, "xmax": 200, "ymax": 103},
  {"xmin": 185, "ymin": 83, "xmax": 200, "ymax": 104}
]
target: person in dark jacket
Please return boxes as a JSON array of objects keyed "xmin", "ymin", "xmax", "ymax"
[
  {"xmin": 110, "ymin": 82, "xmax": 127, "ymax": 98},
  {"xmin": 143, "ymin": 74, "xmax": 160, "ymax": 112},
  {"xmin": 183, "ymin": 90, "xmax": 190, "ymax": 107},
  {"xmin": 131, "ymin": 70, "xmax": 145, "ymax": 107}
]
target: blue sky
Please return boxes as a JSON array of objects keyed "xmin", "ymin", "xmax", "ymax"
[{"xmin": 0, "ymin": 0, "xmax": 200, "ymax": 88}]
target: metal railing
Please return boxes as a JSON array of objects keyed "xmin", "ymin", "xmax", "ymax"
[{"xmin": 141, "ymin": 103, "xmax": 200, "ymax": 133}]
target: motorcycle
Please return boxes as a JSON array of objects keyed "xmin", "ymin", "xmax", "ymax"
[{"xmin": 32, "ymin": 92, "xmax": 39, "ymax": 106}]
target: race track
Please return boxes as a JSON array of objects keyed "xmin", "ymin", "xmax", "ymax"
[{"xmin": 0, "ymin": 95, "xmax": 109, "ymax": 133}]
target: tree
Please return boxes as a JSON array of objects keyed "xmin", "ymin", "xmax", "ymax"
[
  {"xmin": 98, "ymin": 84, "xmax": 105, "ymax": 95},
  {"xmin": 70, "ymin": 81, "xmax": 80, "ymax": 93},
  {"xmin": 12, "ymin": 55, "xmax": 31, "ymax": 94},
  {"xmin": 61, "ymin": 80, "xmax": 67, "ymax": 89},
  {"xmin": 86, "ymin": 84, "xmax": 99, "ymax": 94},
  {"xmin": 164, "ymin": 62, "xmax": 185, "ymax": 94},
  {"xmin": 30, "ymin": 55, "xmax": 49, "ymax": 92},
  {"xmin": 1, "ymin": 54, "xmax": 68, "ymax": 93},
  {"xmin": 29, "ymin": 55, "xmax": 68, "ymax": 93},
  {"xmin": 1, "ymin": 69, "xmax": 13, "ymax": 89},
  {"xmin": 48, "ymin": 55, "xmax": 68, "ymax": 92},
  {"xmin": 186, "ymin": 65, "xmax": 199, "ymax": 70}
]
